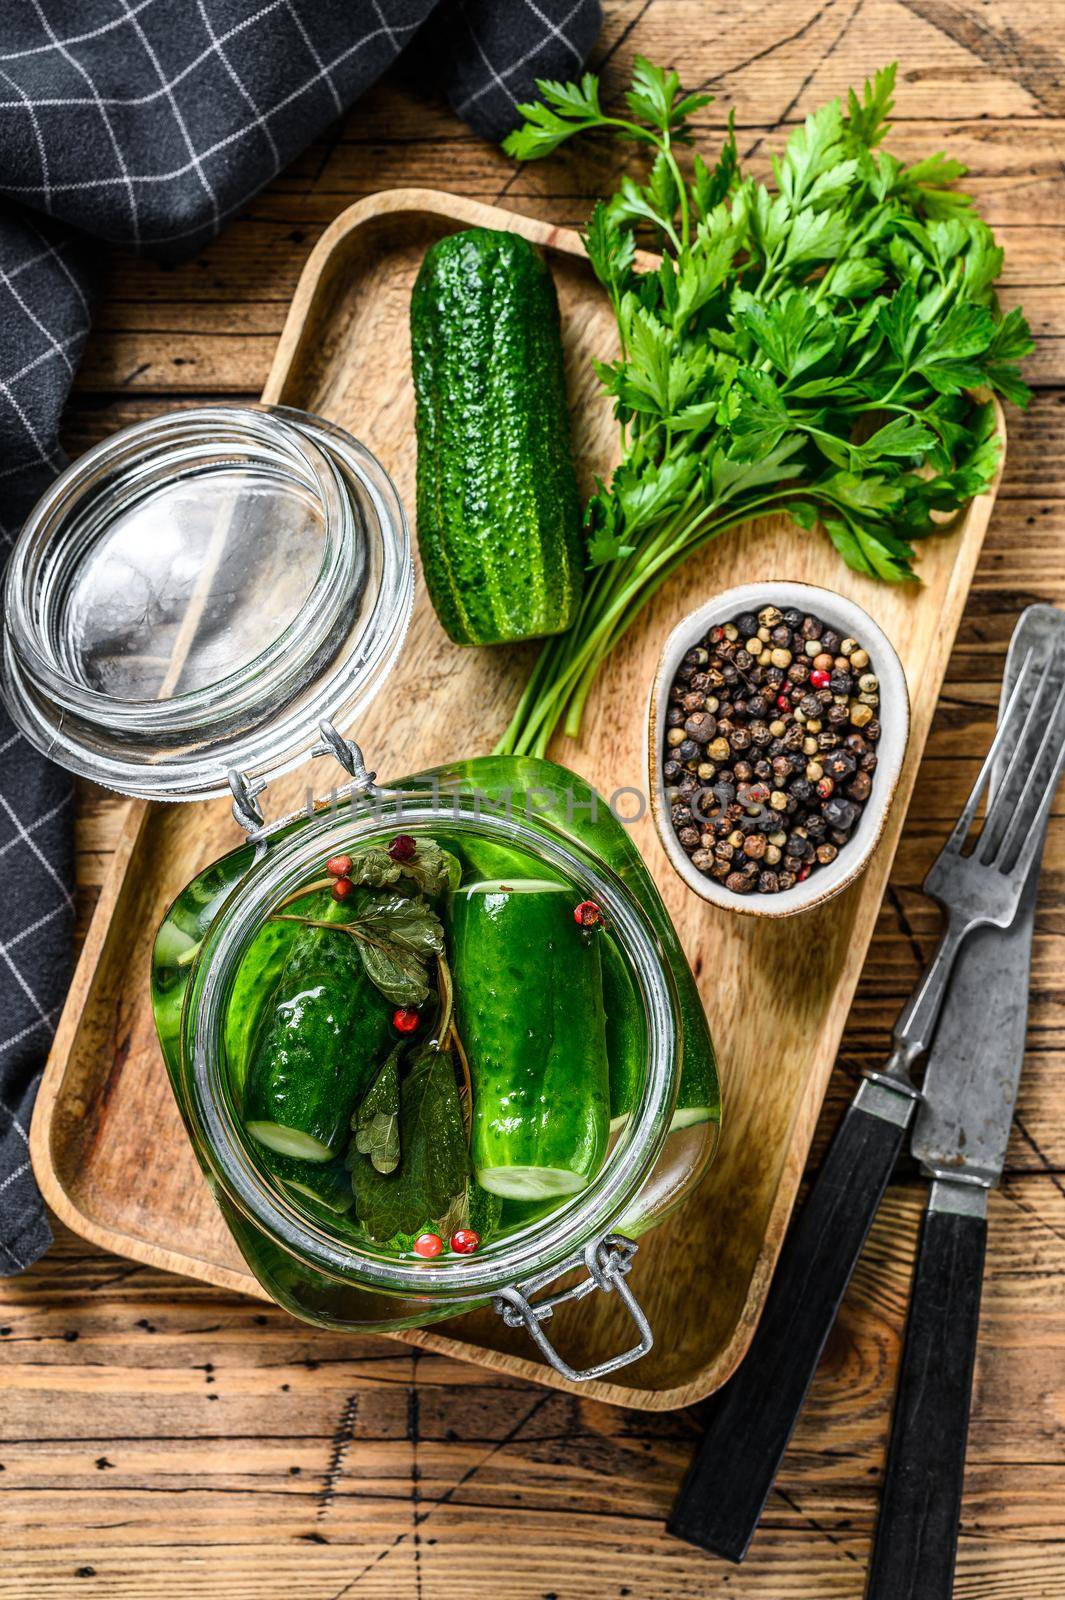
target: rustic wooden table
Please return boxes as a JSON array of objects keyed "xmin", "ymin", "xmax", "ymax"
[{"xmin": 3, "ymin": 3, "xmax": 1063, "ymax": 1595}]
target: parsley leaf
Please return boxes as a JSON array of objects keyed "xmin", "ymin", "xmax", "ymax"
[{"xmin": 494, "ymin": 58, "xmax": 1033, "ymax": 761}]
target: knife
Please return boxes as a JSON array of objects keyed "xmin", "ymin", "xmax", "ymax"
[
  {"xmin": 865, "ymin": 604, "xmax": 1058, "ymax": 1600},
  {"xmin": 668, "ymin": 605, "xmax": 1064, "ymax": 1565}
]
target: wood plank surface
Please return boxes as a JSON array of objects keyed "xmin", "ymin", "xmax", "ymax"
[{"xmin": 4, "ymin": 1, "xmax": 1065, "ymax": 1594}]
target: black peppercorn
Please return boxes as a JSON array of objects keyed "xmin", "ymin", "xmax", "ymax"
[
  {"xmin": 664, "ymin": 602, "xmax": 880, "ymax": 896},
  {"xmin": 822, "ymin": 749, "xmax": 857, "ymax": 781},
  {"xmin": 847, "ymin": 770, "xmax": 872, "ymax": 802},
  {"xmin": 822, "ymin": 796, "xmax": 859, "ymax": 831},
  {"xmin": 685, "ymin": 711, "xmax": 717, "ymax": 743}
]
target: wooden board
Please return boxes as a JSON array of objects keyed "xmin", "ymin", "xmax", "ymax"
[
  {"xmin": 7, "ymin": 3, "xmax": 1065, "ymax": 1593},
  {"xmin": 30, "ymin": 186, "xmax": 1004, "ymax": 1411}
]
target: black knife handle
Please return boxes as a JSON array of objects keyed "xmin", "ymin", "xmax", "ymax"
[
  {"xmin": 668, "ymin": 1080, "xmax": 914, "ymax": 1562},
  {"xmin": 866, "ymin": 1185, "xmax": 988, "ymax": 1600}
]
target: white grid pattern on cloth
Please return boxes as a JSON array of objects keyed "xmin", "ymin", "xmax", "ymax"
[{"xmin": 0, "ymin": 0, "xmax": 602, "ymax": 1271}]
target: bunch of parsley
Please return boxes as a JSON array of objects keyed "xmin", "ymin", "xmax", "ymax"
[{"xmin": 495, "ymin": 61, "xmax": 1032, "ymax": 759}]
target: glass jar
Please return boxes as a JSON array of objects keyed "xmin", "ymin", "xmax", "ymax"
[
  {"xmin": 152, "ymin": 754, "xmax": 718, "ymax": 1380},
  {"xmin": 1, "ymin": 406, "xmax": 720, "ymax": 1383},
  {"xmin": 2, "ymin": 406, "xmax": 411, "ymax": 795}
]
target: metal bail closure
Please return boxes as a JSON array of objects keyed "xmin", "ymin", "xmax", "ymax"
[
  {"xmin": 311, "ymin": 718, "xmax": 379, "ymax": 799},
  {"xmin": 492, "ymin": 1235, "xmax": 653, "ymax": 1383},
  {"xmin": 228, "ymin": 769, "xmax": 267, "ymax": 838}
]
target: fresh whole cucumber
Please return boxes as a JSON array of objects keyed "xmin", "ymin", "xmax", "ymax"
[
  {"xmin": 448, "ymin": 880, "xmax": 610, "ymax": 1200},
  {"xmin": 410, "ymin": 227, "xmax": 584, "ymax": 647},
  {"xmin": 244, "ymin": 903, "xmax": 393, "ymax": 1162}
]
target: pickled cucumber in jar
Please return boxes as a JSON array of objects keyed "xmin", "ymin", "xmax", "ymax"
[{"xmin": 216, "ymin": 826, "xmax": 693, "ymax": 1264}]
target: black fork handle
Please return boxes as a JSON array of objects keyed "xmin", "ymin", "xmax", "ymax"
[
  {"xmin": 865, "ymin": 1183, "xmax": 988, "ymax": 1600},
  {"xmin": 668, "ymin": 1077, "xmax": 915, "ymax": 1562}
]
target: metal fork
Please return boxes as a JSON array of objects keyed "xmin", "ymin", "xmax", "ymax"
[
  {"xmin": 873, "ymin": 644, "xmax": 1065, "ymax": 1097},
  {"xmin": 669, "ymin": 636, "xmax": 1065, "ymax": 1564}
]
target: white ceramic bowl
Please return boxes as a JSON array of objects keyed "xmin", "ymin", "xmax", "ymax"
[{"xmin": 647, "ymin": 582, "xmax": 910, "ymax": 917}]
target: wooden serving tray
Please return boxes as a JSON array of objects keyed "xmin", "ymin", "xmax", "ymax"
[{"xmin": 32, "ymin": 189, "xmax": 1004, "ymax": 1410}]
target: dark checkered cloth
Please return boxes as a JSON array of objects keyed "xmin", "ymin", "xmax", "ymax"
[{"xmin": 0, "ymin": 0, "xmax": 601, "ymax": 1272}]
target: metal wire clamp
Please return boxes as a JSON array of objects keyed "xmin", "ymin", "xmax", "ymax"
[
  {"xmin": 493, "ymin": 1235, "xmax": 653, "ymax": 1382},
  {"xmin": 311, "ymin": 719, "xmax": 379, "ymax": 799}
]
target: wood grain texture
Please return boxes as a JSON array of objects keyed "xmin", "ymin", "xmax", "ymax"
[{"xmin": 5, "ymin": 0, "xmax": 1065, "ymax": 1591}]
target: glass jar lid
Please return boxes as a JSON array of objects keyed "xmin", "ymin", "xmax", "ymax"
[{"xmin": 0, "ymin": 405, "xmax": 412, "ymax": 799}]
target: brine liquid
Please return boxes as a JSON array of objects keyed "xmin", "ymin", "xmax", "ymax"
[{"xmin": 220, "ymin": 827, "xmax": 647, "ymax": 1262}]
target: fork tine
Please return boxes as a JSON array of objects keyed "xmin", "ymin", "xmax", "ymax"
[
  {"xmin": 939, "ymin": 647, "xmax": 1036, "ymax": 857},
  {"xmin": 979, "ymin": 650, "xmax": 1065, "ymax": 859},
  {"xmin": 995, "ymin": 662, "xmax": 1065, "ymax": 879}
]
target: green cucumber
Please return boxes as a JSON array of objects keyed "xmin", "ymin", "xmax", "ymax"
[
  {"xmin": 244, "ymin": 902, "xmax": 393, "ymax": 1161},
  {"xmin": 449, "ymin": 881, "xmax": 610, "ymax": 1200},
  {"xmin": 600, "ymin": 931, "xmax": 716, "ymax": 1132},
  {"xmin": 225, "ymin": 918, "xmax": 304, "ymax": 1096},
  {"xmin": 410, "ymin": 227, "xmax": 583, "ymax": 647},
  {"xmin": 262, "ymin": 1151, "xmax": 354, "ymax": 1215},
  {"xmin": 672, "ymin": 990, "xmax": 717, "ymax": 1130},
  {"xmin": 601, "ymin": 932, "xmax": 644, "ymax": 1131}
]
